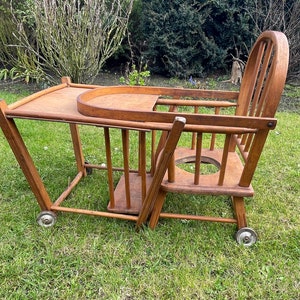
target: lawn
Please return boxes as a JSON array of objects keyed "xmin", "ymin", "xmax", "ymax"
[{"xmin": 0, "ymin": 82, "xmax": 299, "ymax": 299}]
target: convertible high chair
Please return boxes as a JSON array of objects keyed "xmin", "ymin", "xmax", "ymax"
[{"xmin": 137, "ymin": 31, "xmax": 289, "ymax": 246}]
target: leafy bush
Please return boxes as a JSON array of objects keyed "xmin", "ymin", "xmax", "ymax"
[
  {"xmin": 119, "ymin": 64, "xmax": 150, "ymax": 86},
  {"xmin": 126, "ymin": 0, "xmax": 298, "ymax": 80},
  {"xmin": 138, "ymin": 0, "xmax": 212, "ymax": 78},
  {"xmin": 1, "ymin": 0, "xmax": 298, "ymax": 82},
  {"xmin": 2, "ymin": 0, "xmax": 134, "ymax": 84},
  {"xmin": 129, "ymin": 0, "xmax": 255, "ymax": 78},
  {"xmin": 0, "ymin": 1, "xmax": 19, "ymax": 66}
]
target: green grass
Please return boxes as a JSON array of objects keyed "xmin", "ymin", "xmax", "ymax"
[{"xmin": 0, "ymin": 88, "xmax": 300, "ymax": 299}]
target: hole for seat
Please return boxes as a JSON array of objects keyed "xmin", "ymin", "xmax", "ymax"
[{"xmin": 176, "ymin": 155, "xmax": 221, "ymax": 175}]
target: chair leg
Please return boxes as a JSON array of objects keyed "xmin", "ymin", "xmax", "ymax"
[
  {"xmin": 69, "ymin": 124, "xmax": 86, "ymax": 176},
  {"xmin": 136, "ymin": 116, "xmax": 186, "ymax": 228},
  {"xmin": 232, "ymin": 196, "xmax": 247, "ymax": 229},
  {"xmin": 149, "ymin": 190, "xmax": 167, "ymax": 229},
  {"xmin": 0, "ymin": 102, "xmax": 52, "ymax": 211}
]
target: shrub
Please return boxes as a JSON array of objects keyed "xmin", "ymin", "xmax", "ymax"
[
  {"xmin": 131, "ymin": 0, "xmax": 254, "ymax": 78},
  {"xmin": 6, "ymin": 0, "xmax": 134, "ymax": 83},
  {"xmin": 244, "ymin": 0, "xmax": 300, "ymax": 80},
  {"xmin": 119, "ymin": 63, "xmax": 150, "ymax": 86}
]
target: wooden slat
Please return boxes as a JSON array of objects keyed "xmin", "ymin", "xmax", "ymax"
[
  {"xmin": 159, "ymin": 213, "xmax": 237, "ymax": 224},
  {"xmin": 236, "ymin": 41, "xmax": 266, "ymax": 117},
  {"xmin": 194, "ymin": 133, "xmax": 203, "ymax": 185},
  {"xmin": 104, "ymin": 127, "xmax": 115, "ymax": 209},
  {"xmin": 139, "ymin": 131, "xmax": 147, "ymax": 202},
  {"xmin": 122, "ymin": 129, "xmax": 131, "ymax": 208},
  {"xmin": 69, "ymin": 124, "xmax": 86, "ymax": 175},
  {"xmin": 248, "ymin": 41, "xmax": 269, "ymax": 116},
  {"xmin": 51, "ymin": 206, "xmax": 138, "ymax": 221},
  {"xmin": 191, "ymin": 106, "xmax": 199, "ymax": 149},
  {"xmin": 156, "ymin": 99, "xmax": 237, "ymax": 107},
  {"xmin": 218, "ymin": 134, "xmax": 232, "ymax": 186},
  {"xmin": 255, "ymin": 41, "xmax": 274, "ymax": 117},
  {"xmin": 52, "ymin": 172, "xmax": 84, "ymax": 207},
  {"xmin": 210, "ymin": 106, "xmax": 221, "ymax": 150}
]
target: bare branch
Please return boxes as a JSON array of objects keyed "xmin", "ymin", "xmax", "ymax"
[
  {"xmin": 10, "ymin": 0, "xmax": 133, "ymax": 83},
  {"xmin": 244, "ymin": 0, "xmax": 299, "ymax": 80}
]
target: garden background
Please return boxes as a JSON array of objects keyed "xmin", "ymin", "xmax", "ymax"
[{"xmin": 0, "ymin": 0, "xmax": 299, "ymax": 299}]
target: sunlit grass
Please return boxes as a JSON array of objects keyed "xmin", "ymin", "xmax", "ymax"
[{"xmin": 0, "ymin": 88, "xmax": 299, "ymax": 299}]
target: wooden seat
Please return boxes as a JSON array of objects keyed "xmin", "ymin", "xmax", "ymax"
[
  {"xmin": 0, "ymin": 31, "xmax": 288, "ymax": 245},
  {"xmin": 137, "ymin": 31, "xmax": 289, "ymax": 245}
]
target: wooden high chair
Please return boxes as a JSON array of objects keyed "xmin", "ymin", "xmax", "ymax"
[
  {"xmin": 0, "ymin": 31, "xmax": 288, "ymax": 247},
  {"xmin": 137, "ymin": 31, "xmax": 289, "ymax": 246}
]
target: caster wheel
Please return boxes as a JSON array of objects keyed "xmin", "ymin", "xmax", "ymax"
[
  {"xmin": 85, "ymin": 161, "xmax": 93, "ymax": 175},
  {"xmin": 235, "ymin": 227, "xmax": 257, "ymax": 246},
  {"xmin": 37, "ymin": 211, "xmax": 57, "ymax": 228},
  {"xmin": 86, "ymin": 167, "xmax": 93, "ymax": 175}
]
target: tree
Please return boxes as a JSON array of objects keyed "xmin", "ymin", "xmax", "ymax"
[
  {"xmin": 0, "ymin": 1, "xmax": 22, "ymax": 67},
  {"xmin": 202, "ymin": 0, "xmax": 255, "ymax": 62},
  {"xmin": 9, "ymin": 0, "xmax": 134, "ymax": 83},
  {"xmin": 133, "ymin": 0, "xmax": 255, "ymax": 78},
  {"xmin": 244, "ymin": 0, "xmax": 300, "ymax": 80},
  {"xmin": 138, "ymin": 0, "xmax": 212, "ymax": 78}
]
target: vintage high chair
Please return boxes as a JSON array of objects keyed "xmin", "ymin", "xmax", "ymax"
[
  {"xmin": 137, "ymin": 31, "xmax": 289, "ymax": 246},
  {"xmin": 0, "ymin": 31, "xmax": 288, "ymax": 246}
]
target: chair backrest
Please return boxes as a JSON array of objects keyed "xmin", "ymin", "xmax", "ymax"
[
  {"xmin": 151, "ymin": 31, "xmax": 289, "ymax": 190},
  {"xmin": 233, "ymin": 31, "xmax": 289, "ymax": 168},
  {"xmin": 236, "ymin": 31, "xmax": 289, "ymax": 118}
]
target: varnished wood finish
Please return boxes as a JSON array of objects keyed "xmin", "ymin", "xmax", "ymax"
[
  {"xmin": 136, "ymin": 117, "xmax": 186, "ymax": 226},
  {"xmin": 0, "ymin": 101, "xmax": 53, "ymax": 211},
  {"xmin": 0, "ymin": 31, "xmax": 288, "ymax": 238},
  {"xmin": 143, "ymin": 31, "xmax": 289, "ymax": 230},
  {"xmin": 77, "ymin": 85, "xmax": 277, "ymax": 130}
]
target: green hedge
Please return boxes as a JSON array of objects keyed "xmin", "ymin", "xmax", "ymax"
[
  {"xmin": 126, "ymin": 0, "xmax": 298, "ymax": 79},
  {"xmin": 127, "ymin": 0, "xmax": 255, "ymax": 78}
]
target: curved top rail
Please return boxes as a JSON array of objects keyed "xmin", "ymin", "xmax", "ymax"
[
  {"xmin": 236, "ymin": 31, "xmax": 289, "ymax": 118},
  {"xmin": 76, "ymin": 85, "xmax": 275, "ymax": 130}
]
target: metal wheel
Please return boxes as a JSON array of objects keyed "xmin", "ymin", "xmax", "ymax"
[
  {"xmin": 86, "ymin": 167, "xmax": 93, "ymax": 175},
  {"xmin": 235, "ymin": 227, "xmax": 257, "ymax": 246},
  {"xmin": 37, "ymin": 211, "xmax": 57, "ymax": 228},
  {"xmin": 85, "ymin": 161, "xmax": 93, "ymax": 175}
]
